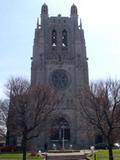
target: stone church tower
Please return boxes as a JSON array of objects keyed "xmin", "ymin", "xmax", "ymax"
[{"xmin": 31, "ymin": 3, "xmax": 90, "ymax": 149}]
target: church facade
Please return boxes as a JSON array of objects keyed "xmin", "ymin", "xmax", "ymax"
[{"xmin": 30, "ymin": 3, "xmax": 93, "ymax": 149}]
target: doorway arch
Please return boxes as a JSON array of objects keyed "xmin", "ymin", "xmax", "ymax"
[{"xmin": 50, "ymin": 117, "xmax": 70, "ymax": 146}]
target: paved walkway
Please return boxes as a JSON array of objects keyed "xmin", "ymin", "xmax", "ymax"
[
  {"xmin": 42, "ymin": 150, "xmax": 91, "ymax": 160},
  {"xmin": 46, "ymin": 150, "xmax": 91, "ymax": 156}
]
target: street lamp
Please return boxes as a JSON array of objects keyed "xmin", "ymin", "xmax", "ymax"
[{"xmin": 62, "ymin": 125, "xmax": 65, "ymax": 150}]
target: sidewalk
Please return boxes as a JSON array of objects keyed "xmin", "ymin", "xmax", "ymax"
[{"xmin": 42, "ymin": 150, "xmax": 91, "ymax": 160}]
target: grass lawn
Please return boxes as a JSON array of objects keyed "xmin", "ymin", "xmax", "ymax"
[
  {"xmin": 0, "ymin": 153, "xmax": 44, "ymax": 160},
  {"xmin": 88, "ymin": 149, "xmax": 120, "ymax": 160},
  {"xmin": 1, "ymin": 150, "xmax": 120, "ymax": 160}
]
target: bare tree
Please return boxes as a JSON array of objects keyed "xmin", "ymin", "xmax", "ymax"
[
  {"xmin": 5, "ymin": 77, "xmax": 30, "ymax": 97},
  {"xmin": 6, "ymin": 77, "xmax": 59, "ymax": 160},
  {"xmin": 0, "ymin": 99, "xmax": 9, "ymax": 139},
  {"xmin": 79, "ymin": 79, "xmax": 120, "ymax": 160}
]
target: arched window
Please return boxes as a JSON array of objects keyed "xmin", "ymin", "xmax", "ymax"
[
  {"xmin": 62, "ymin": 30, "xmax": 67, "ymax": 47},
  {"xmin": 51, "ymin": 30, "xmax": 57, "ymax": 47},
  {"xmin": 50, "ymin": 118, "xmax": 70, "ymax": 140}
]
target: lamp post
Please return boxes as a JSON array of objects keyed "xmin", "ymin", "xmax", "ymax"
[{"xmin": 62, "ymin": 125, "xmax": 65, "ymax": 150}]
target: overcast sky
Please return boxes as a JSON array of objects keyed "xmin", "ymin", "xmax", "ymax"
[{"xmin": 0, "ymin": 0, "xmax": 120, "ymax": 99}]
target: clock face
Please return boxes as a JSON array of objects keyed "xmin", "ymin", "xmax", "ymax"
[{"xmin": 50, "ymin": 69, "xmax": 70, "ymax": 90}]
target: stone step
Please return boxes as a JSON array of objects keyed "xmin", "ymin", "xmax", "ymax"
[{"xmin": 45, "ymin": 154, "xmax": 87, "ymax": 160}]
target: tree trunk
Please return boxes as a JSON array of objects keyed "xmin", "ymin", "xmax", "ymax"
[
  {"xmin": 108, "ymin": 141, "xmax": 114, "ymax": 160},
  {"xmin": 22, "ymin": 134, "xmax": 27, "ymax": 160},
  {"xmin": 6, "ymin": 130, "xmax": 9, "ymax": 146}
]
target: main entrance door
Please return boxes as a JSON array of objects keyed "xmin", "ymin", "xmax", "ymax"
[{"xmin": 50, "ymin": 118, "xmax": 70, "ymax": 148}]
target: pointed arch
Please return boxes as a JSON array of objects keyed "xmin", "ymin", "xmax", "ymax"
[
  {"xmin": 62, "ymin": 30, "xmax": 67, "ymax": 47},
  {"xmin": 51, "ymin": 29, "xmax": 57, "ymax": 47},
  {"xmin": 50, "ymin": 117, "xmax": 70, "ymax": 140}
]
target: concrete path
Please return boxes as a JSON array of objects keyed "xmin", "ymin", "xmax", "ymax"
[
  {"xmin": 46, "ymin": 150, "xmax": 91, "ymax": 155},
  {"xmin": 42, "ymin": 150, "xmax": 91, "ymax": 160}
]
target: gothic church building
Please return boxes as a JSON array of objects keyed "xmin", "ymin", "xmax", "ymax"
[{"xmin": 30, "ymin": 3, "xmax": 91, "ymax": 149}]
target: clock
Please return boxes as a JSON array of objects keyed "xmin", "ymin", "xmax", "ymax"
[{"xmin": 50, "ymin": 69, "xmax": 70, "ymax": 90}]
